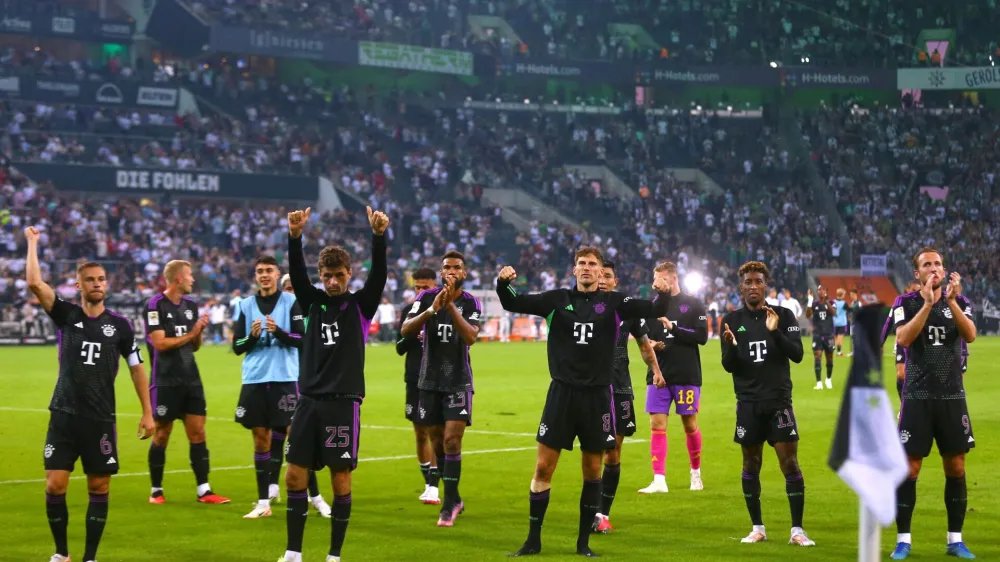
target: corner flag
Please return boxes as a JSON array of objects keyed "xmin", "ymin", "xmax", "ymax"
[{"xmin": 828, "ymin": 305, "xmax": 908, "ymax": 527}]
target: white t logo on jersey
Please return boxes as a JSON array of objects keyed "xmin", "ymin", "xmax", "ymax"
[
  {"xmin": 320, "ymin": 322, "xmax": 340, "ymax": 346},
  {"xmin": 573, "ymin": 322, "xmax": 595, "ymax": 345},
  {"xmin": 927, "ymin": 325, "xmax": 946, "ymax": 346},
  {"xmin": 748, "ymin": 340, "xmax": 768, "ymax": 363},
  {"xmin": 174, "ymin": 325, "xmax": 187, "ymax": 337},
  {"xmin": 81, "ymin": 341, "xmax": 102, "ymax": 365},
  {"xmin": 437, "ymin": 324, "xmax": 453, "ymax": 343}
]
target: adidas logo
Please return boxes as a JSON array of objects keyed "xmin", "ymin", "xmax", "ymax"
[
  {"xmin": 106, "ymin": 456, "xmax": 117, "ymax": 464},
  {"xmin": 341, "ymin": 452, "xmax": 352, "ymax": 459},
  {"xmin": 606, "ymin": 435, "xmax": 615, "ymax": 442},
  {"xmin": 737, "ymin": 326, "xmax": 747, "ymax": 332},
  {"xmin": 626, "ymin": 422, "xmax": 635, "ymax": 428},
  {"xmin": 166, "ymin": 313, "xmax": 172, "ymax": 318},
  {"xmin": 74, "ymin": 322, "xmax": 84, "ymax": 329},
  {"xmin": 789, "ymin": 429, "xmax": 797, "ymax": 436},
  {"xmin": 565, "ymin": 304, "xmax": 574, "ymax": 311},
  {"xmin": 968, "ymin": 436, "xmax": 975, "ymax": 443},
  {"xmin": 459, "ymin": 409, "xmax": 468, "ymax": 415}
]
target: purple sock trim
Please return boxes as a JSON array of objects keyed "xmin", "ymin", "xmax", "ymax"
[
  {"xmin": 785, "ymin": 471, "xmax": 804, "ymax": 483},
  {"xmin": 334, "ymin": 494, "xmax": 352, "ymax": 504},
  {"xmin": 742, "ymin": 471, "xmax": 759, "ymax": 480},
  {"xmin": 529, "ymin": 489, "xmax": 551, "ymax": 501},
  {"xmin": 271, "ymin": 431, "xmax": 286, "ymax": 440},
  {"xmin": 287, "ymin": 489, "xmax": 308, "ymax": 500},
  {"xmin": 46, "ymin": 493, "xmax": 66, "ymax": 504},
  {"xmin": 445, "ymin": 454, "xmax": 462, "ymax": 462},
  {"xmin": 88, "ymin": 493, "xmax": 109, "ymax": 503},
  {"xmin": 254, "ymin": 452, "xmax": 272, "ymax": 461},
  {"xmin": 603, "ymin": 463, "xmax": 621, "ymax": 473},
  {"xmin": 584, "ymin": 479, "xmax": 601, "ymax": 485}
]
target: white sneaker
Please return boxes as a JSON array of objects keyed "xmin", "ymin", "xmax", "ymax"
[
  {"xmin": 689, "ymin": 468, "xmax": 704, "ymax": 491},
  {"xmin": 277, "ymin": 552, "xmax": 302, "ymax": 562},
  {"xmin": 421, "ymin": 485, "xmax": 441, "ymax": 505},
  {"xmin": 326, "ymin": 556, "xmax": 341, "ymax": 562},
  {"xmin": 813, "ymin": 381, "xmax": 824, "ymax": 390},
  {"xmin": 789, "ymin": 527, "xmax": 816, "ymax": 546},
  {"xmin": 243, "ymin": 502, "xmax": 272, "ymax": 519},
  {"xmin": 638, "ymin": 476, "xmax": 668, "ymax": 494},
  {"xmin": 741, "ymin": 526, "xmax": 767, "ymax": 543},
  {"xmin": 49, "ymin": 556, "xmax": 70, "ymax": 562},
  {"xmin": 824, "ymin": 378, "xmax": 833, "ymax": 389},
  {"xmin": 312, "ymin": 496, "xmax": 332, "ymax": 518},
  {"xmin": 268, "ymin": 484, "xmax": 281, "ymax": 504}
]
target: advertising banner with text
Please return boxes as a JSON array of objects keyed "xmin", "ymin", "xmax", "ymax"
[
  {"xmin": 897, "ymin": 66, "xmax": 1000, "ymax": 90},
  {"xmin": 208, "ymin": 26, "xmax": 357, "ymax": 63},
  {"xmin": 0, "ymin": 76, "xmax": 179, "ymax": 109},
  {"xmin": 14, "ymin": 163, "xmax": 320, "ymax": 201},
  {"xmin": 359, "ymin": 41, "xmax": 474, "ymax": 76},
  {"xmin": 0, "ymin": 11, "xmax": 134, "ymax": 43}
]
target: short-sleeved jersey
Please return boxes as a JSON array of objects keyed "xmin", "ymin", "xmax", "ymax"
[
  {"xmin": 893, "ymin": 291, "xmax": 972, "ymax": 400},
  {"xmin": 407, "ymin": 288, "xmax": 481, "ymax": 393},
  {"xmin": 611, "ymin": 317, "xmax": 648, "ymax": 395},
  {"xmin": 144, "ymin": 293, "xmax": 202, "ymax": 387},
  {"xmin": 47, "ymin": 298, "xmax": 142, "ymax": 422},
  {"xmin": 810, "ymin": 300, "xmax": 835, "ymax": 336},
  {"xmin": 833, "ymin": 299, "xmax": 848, "ymax": 327},
  {"xmin": 646, "ymin": 292, "xmax": 709, "ymax": 386}
]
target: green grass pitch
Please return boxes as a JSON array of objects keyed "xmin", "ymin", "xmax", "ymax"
[{"xmin": 1, "ymin": 338, "xmax": 997, "ymax": 561}]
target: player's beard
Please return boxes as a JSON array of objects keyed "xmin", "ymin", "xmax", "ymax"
[{"xmin": 83, "ymin": 290, "xmax": 105, "ymax": 305}]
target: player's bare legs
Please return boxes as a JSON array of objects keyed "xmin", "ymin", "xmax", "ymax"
[
  {"xmin": 639, "ymin": 413, "xmax": 669, "ymax": 493},
  {"xmin": 774, "ymin": 441, "xmax": 812, "ymax": 545},
  {"xmin": 681, "ymin": 414, "xmax": 703, "ymax": 490},
  {"xmin": 739, "ymin": 444, "xmax": 766, "ymax": 542},
  {"xmin": 45, "ymin": 470, "xmax": 71, "ymax": 561},
  {"xmin": 509, "ymin": 443, "xmax": 560, "ymax": 557},
  {"xmin": 148, "ymin": 420, "xmax": 173, "ymax": 502},
  {"xmin": 414, "ymin": 423, "xmax": 439, "ymax": 503},
  {"xmin": 434, "ymin": 420, "xmax": 467, "ymax": 526}
]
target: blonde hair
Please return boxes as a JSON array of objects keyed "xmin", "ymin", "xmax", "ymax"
[
  {"xmin": 164, "ymin": 260, "xmax": 192, "ymax": 284},
  {"xmin": 836, "ymin": 288, "xmax": 846, "ymax": 298}
]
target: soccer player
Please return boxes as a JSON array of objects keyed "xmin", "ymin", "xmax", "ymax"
[
  {"xmin": 592, "ymin": 260, "xmax": 663, "ymax": 532},
  {"xmin": 883, "ymin": 281, "xmax": 921, "ymax": 399},
  {"xmin": 401, "ymin": 251, "xmax": 482, "ymax": 526},
  {"xmin": 233, "ymin": 257, "xmax": 321, "ymax": 519},
  {"xmin": 805, "ymin": 285, "xmax": 835, "ymax": 390},
  {"xmin": 497, "ymin": 247, "xmax": 672, "ymax": 558},
  {"xmin": 890, "ymin": 248, "xmax": 977, "ymax": 560},
  {"xmin": 396, "ymin": 268, "xmax": 441, "ymax": 504},
  {"xmin": 833, "ymin": 288, "xmax": 848, "ymax": 355},
  {"xmin": 638, "ymin": 261, "xmax": 708, "ymax": 495},
  {"xmin": 25, "ymin": 226, "xmax": 156, "ymax": 562},
  {"xmin": 277, "ymin": 206, "xmax": 388, "ymax": 562},
  {"xmin": 145, "ymin": 260, "xmax": 229, "ymax": 504},
  {"xmin": 847, "ymin": 289, "xmax": 861, "ymax": 356},
  {"xmin": 720, "ymin": 261, "xmax": 813, "ymax": 546},
  {"xmin": 276, "ymin": 273, "xmax": 330, "ymax": 514}
]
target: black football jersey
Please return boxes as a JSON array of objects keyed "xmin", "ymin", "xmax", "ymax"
[
  {"xmin": 144, "ymin": 293, "xmax": 202, "ymax": 387},
  {"xmin": 47, "ymin": 298, "xmax": 142, "ymax": 422},
  {"xmin": 893, "ymin": 292, "xmax": 972, "ymax": 400},
  {"xmin": 810, "ymin": 300, "xmax": 835, "ymax": 336},
  {"xmin": 407, "ymin": 288, "xmax": 482, "ymax": 393}
]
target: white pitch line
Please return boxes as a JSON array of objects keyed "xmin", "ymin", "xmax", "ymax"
[{"xmin": 0, "ymin": 407, "xmax": 537, "ymax": 437}]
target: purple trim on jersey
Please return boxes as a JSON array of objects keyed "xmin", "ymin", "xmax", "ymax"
[
  {"xmin": 675, "ymin": 326, "xmax": 696, "ymax": 334},
  {"xmin": 608, "ymin": 386, "xmax": 617, "ymax": 435},
  {"xmin": 56, "ymin": 329, "xmax": 63, "ymax": 364},
  {"xmin": 357, "ymin": 303, "xmax": 373, "ymax": 344},
  {"xmin": 147, "ymin": 294, "xmax": 165, "ymax": 310},
  {"xmin": 181, "ymin": 295, "xmax": 198, "ymax": 303},
  {"xmin": 351, "ymin": 401, "xmax": 360, "ymax": 461},
  {"xmin": 613, "ymin": 312, "xmax": 621, "ymax": 345},
  {"xmin": 288, "ymin": 332, "xmax": 301, "ymax": 339},
  {"xmin": 113, "ymin": 423, "xmax": 117, "ymax": 448}
]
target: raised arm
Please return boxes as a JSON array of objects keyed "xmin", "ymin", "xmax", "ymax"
[
  {"xmin": 447, "ymin": 293, "xmax": 481, "ymax": 346},
  {"xmin": 232, "ymin": 307, "xmax": 260, "ymax": 355},
  {"xmin": 24, "ymin": 227, "xmax": 56, "ymax": 313},
  {"xmin": 895, "ymin": 281, "xmax": 936, "ymax": 348},
  {"xmin": 496, "ymin": 266, "xmax": 556, "ymax": 317},
  {"xmin": 357, "ymin": 207, "xmax": 390, "ymax": 319},
  {"xmin": 616, "ymin": 276, "xmax": 673, "ymax": 319},
  {"xmin": 947, "ymin": 276, "xmax": 976, "ymax": 344},
  {"xmin": 287, "ymin": 207, "xmax": 324, "ymax": 313},
  {"xmin": 720, "ymin": 316, "xmax": 741, "ymax": 373},
  {"xmin": 669, "ymin": 300, "xmax": 709, "ymax": 346},
  {"xmin": 402, "ymin": 290, "xmax": 441, "ymax": 338},
  {"xmin": 771, "ymin": 307, "xmax": 804, "ymax": 363}
]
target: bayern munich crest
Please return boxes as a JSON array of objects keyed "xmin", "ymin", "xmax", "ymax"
[
  {"xmin": 102, "ymin": 324, "xmax": 116, "ymax": 337},
  {"xmin": 593, "ymin": 303, "xmax": 606, "ymax": 314},
  {"xmin": 680, "ymin": 305, "xmax": 689, "ymax": 313},
  {"xmin": 185, "ymin": 309, "xmax": 194, "ymax": 320}
]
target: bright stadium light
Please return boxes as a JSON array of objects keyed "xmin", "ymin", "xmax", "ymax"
[{"xmin": 683, "ymin": 272, "xmax": 704, "ymax": 293}]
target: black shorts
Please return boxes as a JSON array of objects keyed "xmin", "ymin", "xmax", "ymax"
[
  {"xmin": 404, "ymin": 381, "xmax": 420, "ymax": 423},
  {"xmin": 286, "ymin": 395, "xmax": 361, "ymax": 471},
  {"xmin": 834, "ymin": 326, "xmax": 848, "ymax": 336},
  {"xmin": 898, "ymin": 399, "xmax": 975, "ymax": 458},
  {"xmin": 536, "ymin": 381, "xmax": 616, "ymax": 452},
  {"xmin": 733, "ymin": 400, "xmax": 799, "ymax": 447},
  {"xmin": 152, "ymin": 384, "xmax": 207, "ymax": 421},
  {"xmin": 44, "ymin": 411, "xmax": 119, "ymax": 475},
  {"xmin": 235, "ymin": 381, "xmax": 299, "ymax": 430},
  {"xmin": 812, "ymin": 335, "xmax": 834, "ymax": 353},
  {"xmin": 417, "ymin": 389, "xmax": 473, "ymax": 426},
  {"xmin": 613, "ymin": 392, "xmax": 637, "ymax": 437}
]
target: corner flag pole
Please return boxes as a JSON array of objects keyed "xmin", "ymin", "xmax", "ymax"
[{"xmin": 859, "ymin": 504, "xmax": 880, "ymax": 562}]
